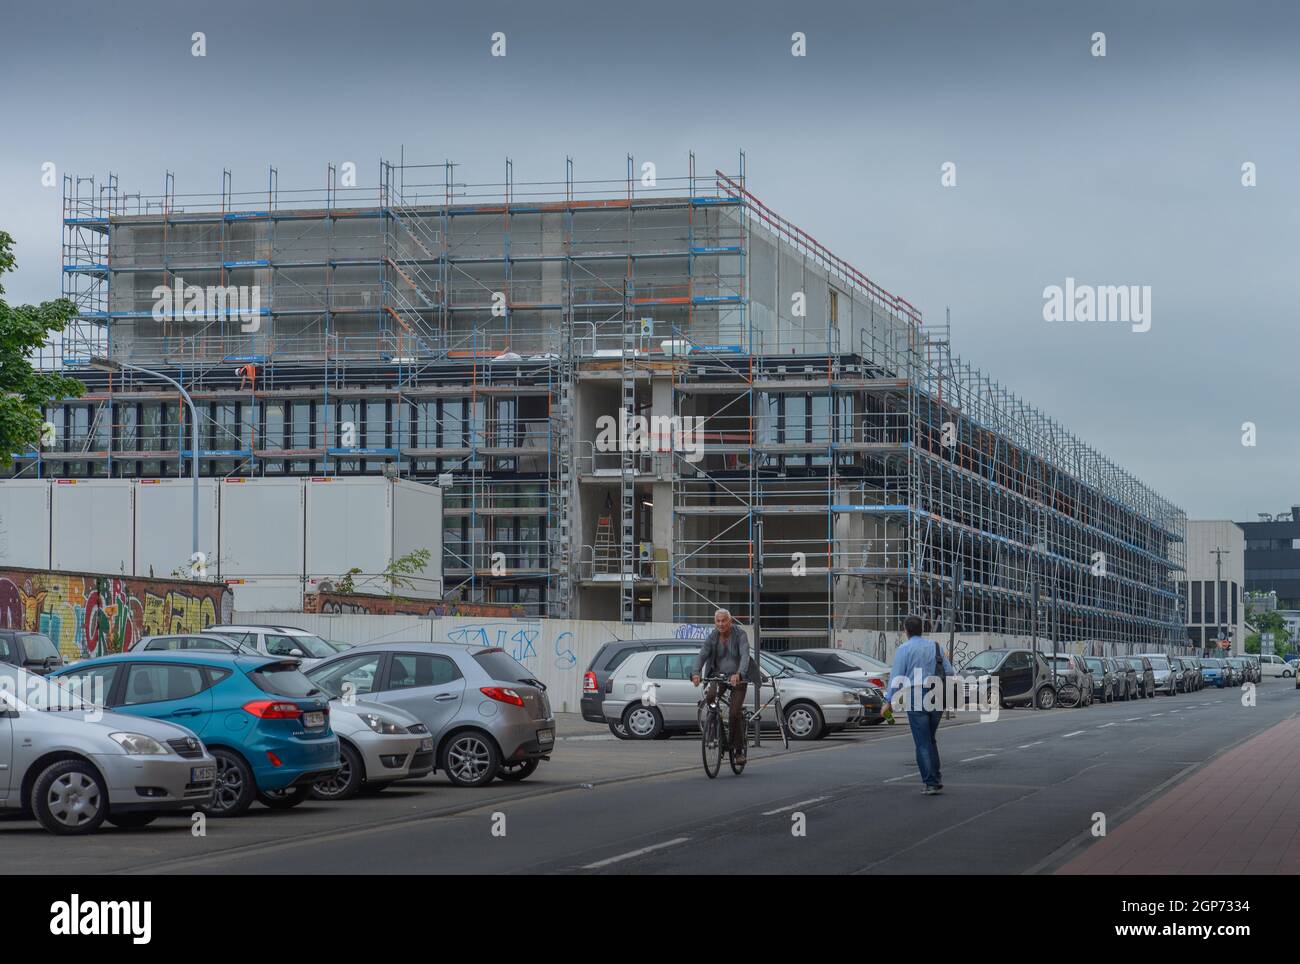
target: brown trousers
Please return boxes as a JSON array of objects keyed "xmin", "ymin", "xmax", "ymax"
[{"xmin": 705, "ymin": 681, "xmax": 748, "ymax": 750}]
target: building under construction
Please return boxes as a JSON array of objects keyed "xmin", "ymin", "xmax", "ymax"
[{"xmin": 22, "ymin": 156, "xmax": 1186, "ymax": 651}]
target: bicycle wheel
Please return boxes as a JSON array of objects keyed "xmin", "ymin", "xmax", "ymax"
[
  {"xmin": 1057, "ymin": 683, "xmax": 1081, "ymax": 708},
  {"xmin": 701, "ymin": 708, "xmax": 722, "ymax": 779},
  {"xmin": 729, "ymin": 741, "xmax": 747, "ymax": 775},
  {"xmin": 773, "ymin": 694, "xmax": 790, "ymax": 749}
]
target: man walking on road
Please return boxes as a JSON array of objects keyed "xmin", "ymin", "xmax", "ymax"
[
  {"xmin": 691, "ymin": 608, "xmax": 751, "ymax": 754},
  {"xmin": 882, "ymin": 615, "xmax": 954, "ymax": 795}
]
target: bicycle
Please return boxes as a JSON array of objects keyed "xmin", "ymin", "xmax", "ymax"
[
  {"xmin": 697, "ymin": 672, "xmax": 791, "ymax": 778},
  {"xmin": 1054, "ymin": 679, "xmax": 1083, "ymax": 708}
]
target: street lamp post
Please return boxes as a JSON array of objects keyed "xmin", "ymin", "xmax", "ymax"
[
  {"xmin": 1210, "ymin": 548, "xmax": 1230, "ymax": 656},
  {"xmin": 91, "ymin": 357, "xmax": 199, "ymax": 556}
]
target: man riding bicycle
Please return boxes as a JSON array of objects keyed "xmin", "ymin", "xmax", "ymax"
[{"xmin": 691, "ymin": 608, "xmax": 750, "ymax": 753}]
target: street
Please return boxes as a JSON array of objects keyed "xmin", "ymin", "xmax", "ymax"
[{"xmin": 3, "ymin": 681, "xmax": 1288, "ymax": 875}]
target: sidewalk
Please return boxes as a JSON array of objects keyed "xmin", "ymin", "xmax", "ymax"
[{"xmin": 1058, "ymin": 717, "xmax": 1300, "ymax": 874}]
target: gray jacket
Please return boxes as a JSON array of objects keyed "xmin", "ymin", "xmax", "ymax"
[{"xmin": 693, "ymin": 625, "xmax": 752, "ymax": 680}]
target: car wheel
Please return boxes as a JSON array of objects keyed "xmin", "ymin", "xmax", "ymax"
[
  {"xmin": 784, "ymin": 702, "xmax": 826, "ymax": 741},
  {"xmin": 497, "ymin": 758, "xmax": 540, "ymax": 782},
  {"xmin": 622, "ymin": 704, "xmax": 663, "ymax": 740},
  {"xmin": 1036, "ymin": 686, "xmax": 1057, "ymax": 710},
  {"xmin": 441, "ymin": 732, "xmax": 501, "ymax": 787},
  {"xmin": 608, "ymin": 720, "xmax": 632, "ymax": 740},
  {"xmin": 32, "ymin": 760, "xmax": 108, "ymax": 835},
  {"xmin": 257, "ymin": 785, "xmax": 312, "ymax": 809},
  {"xmin": 201, "ymin": 748, "xmax": 256, "ymax": 817},
  {"xmin": 107, "ymin": 812, "xmax": 158, "ymax": 829},
  {"xmin": 312, "ymin": 741, "xmax": 364, "ymax": 801}
]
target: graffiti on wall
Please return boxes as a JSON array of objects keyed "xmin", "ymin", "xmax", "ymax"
[
  {"xmin": 303, "ymin": 592, "xmax": 522, "ymax": 619},
  {"xmin": 0, "ymin": 567, "xmax": 234, "ymax": 661}
]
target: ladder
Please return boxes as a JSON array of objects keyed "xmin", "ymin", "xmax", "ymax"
[
  {"xmin": 595, "ymin": 513, "xmax": 615, "ymax": 574},
  {"xmin": 618, "ymin": 304, "xmax": 642, "ymax": 622}
]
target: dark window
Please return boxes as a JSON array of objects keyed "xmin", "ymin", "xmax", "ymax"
[
  {"xmin": 388, "ymin": 653, "xmax": 460, "ymax": 689},
  {"xmin": 472, "ymin": 648, "xmax": 532, "ymax": 682},
  {"xmin": 122, "ymin": 664, "xmax": 208, "ymax": 705},
  {"xmin": 248, "ymin": 664, "xmax": 319, "ymax": 698},
  {"xmin": 307, "ymin": 653, "xmax": 382, "ymax": 699}
]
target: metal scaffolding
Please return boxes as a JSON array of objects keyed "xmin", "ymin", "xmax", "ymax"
[{"xmin": 23, "ymin": 157, "xmax": 1185, "ymax": 642}]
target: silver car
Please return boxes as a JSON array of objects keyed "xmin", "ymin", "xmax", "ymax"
[
  {"xmin": 602, "ymin": 647, "xmax": 864, "ymax": 741},
  {"xmin": 310, "ymin": 698, "xmax": 434, "ymax": 800},
  {"xmin": 128, "ymin": 633, "xmax": 241, "ymax": 654},
  {"xmin": 306, "ymin": 643, "xmax": 555, "ymax": 788},
  {"xmin": 0, "ymin": 666, "xmax": 216, "ymax": 834}
]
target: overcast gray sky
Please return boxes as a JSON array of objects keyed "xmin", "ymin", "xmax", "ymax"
[{"xmin": 1, "ymin": 0, "xmax": 1294, "ymax": 521}]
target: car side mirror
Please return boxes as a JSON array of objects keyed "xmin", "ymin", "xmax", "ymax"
[
  {"xmin": 289, "ymin": 648, "xmax": 305, "ymax": 658},
  {"xmin": 760, "ymin": 671, "xmax": 773, "ymax": 684}
]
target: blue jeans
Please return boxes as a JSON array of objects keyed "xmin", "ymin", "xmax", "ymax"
[{"xmin": 907, "ymin": 710, "xmax": 942, "ymax": 788}]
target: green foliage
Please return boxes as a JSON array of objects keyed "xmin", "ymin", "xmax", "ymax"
[
  {"xmin": 1245, "ymin": 609, "xmax": 1292, "ymax": 657},
  {"xmin": 383, "ymin": 548, "xmax": 432, "ymax": 598},
  {"xmin": 0, "ymin": 230, "xmax": 84, "ymax": 465},
  {"xmin": 336, "ymin": 567, "xmax": 363, "ymax": 594}
]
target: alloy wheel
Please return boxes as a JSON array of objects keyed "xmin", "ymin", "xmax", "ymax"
[
  {"xmin": 213, "ymin": 756, "xmax": 245, "ymax": 812},
  {"xmin": 447, "ymin": 736, "xmax": 492, "ymax": 783}
]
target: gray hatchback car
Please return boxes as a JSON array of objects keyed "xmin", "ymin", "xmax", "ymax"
[{"xmin": 306, "ymin": 642, "xmax": 555, "ymax": 788}]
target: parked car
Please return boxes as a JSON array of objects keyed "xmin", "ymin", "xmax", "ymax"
[
  {"xmin": 52, "ymin": 652, "xmax": 339, "ymax": 816},
  {"xmin": 601, "ymin": 647, "xmax": 864, "ymax": 742},
  {"xmin": 128, "ymin": 633, "xmax": 241, "ymax": 654},
  {"xmin": 1103, "ymin": 657, "xmax": 1138, "ymax": 700},
  {"xmin": 1046, "ymin": 654, "xmax": 1094, "ymax": 705},
  {"xmin": 205, "ymin": 624, "xmax": 339, "ymax": 669},
  {"xmin": 581, "ymin": 638, "xmax": 699, "ymax": 738},
  {"xmin": 1082, "ymin": 656, "xmax": 1115, "ymax": 702},
  {"xmin": 765, "ymin": 651, "xmax": 885, "ymax": 725},
  {"xmin": 1198, "ymin": 657, "xmax": 1228, "ymax": 688},
  {"xmin": 1124, "ymin": 656, "xmax": 1157, "ymax": 697},
  {"xmin": 310, "ymin": 699, "xmax": 433, "ymax": 800},
  {"xmin": 1168, "ymin": 657, "xmax": 1193, "ymax": 693},
  {"xmin": 1224, "ymin": 656, "xmax": 1254, "ymax": 685},
  {"xmin": 1134, "ymin": 654, "xmax": 1179, "ymax": 696},
  {"xmin": 1218, "ymin": 658, "xmax": 1242, "ymax": 686},
  {"xmin": 1259, "ymin": 654, "xmax": 1294, "ymax": 678},
  {"xmin": 306, "ymin": 642, "xmax": 555, "ymax": 788},
  {"xmin": 783, "ymin": 648, "xmax": 892, "ymax": 690},
  {"xmin": 1181, "ymin": 657, "xmax": 1203, "ymax": 690},
  {"xmin": 953, "ymin": 648, "xmax": 1059, "ymax": 709},
  {"xmin": 0, "ymin": 665, "xmax": 216, "ymax": 834},
  {"xmin": 0, "ymin": 628, "xmax": 64, "ymax": 675}
]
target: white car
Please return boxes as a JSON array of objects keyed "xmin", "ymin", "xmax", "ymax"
[
  {"xmin": 205, "ymin": 624, "xmax": 338, "ymax": 669},
  {"xmin": 1258, "ymin": 654, "xmax": 1294, "ymax": 678},
  {"xmin": 783, "ymin": 648, "xmax": 892, "ymax": 689}
]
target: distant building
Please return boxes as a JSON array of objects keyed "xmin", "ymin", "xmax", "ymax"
[
  {"xmin": 1238, "ymin": 507, "xmax": 1300, "ymax": 610},
  {"xmin": 1176, "ymin": 520, "xmax": 1245, "ymax": 654}
]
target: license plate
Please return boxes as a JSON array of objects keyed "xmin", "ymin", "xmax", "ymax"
[
  {"xmin": 419, "ymin": 738, "xmax": 434, "ymax": 751},
  {"xmin": 304, "ymin": 711, "xmax": 325, "ymax": 729},
  {"xmin": 191, "ymin": 766, "xmax": 215, "ymax": 783},
  {"xmin": 537, "ymin": 728, "xmax": 554, "ymax": 745}
]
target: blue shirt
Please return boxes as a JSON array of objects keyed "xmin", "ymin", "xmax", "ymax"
[{"xmin": 883, "ymin": 635, "xmax": 955, "ymax": 711}]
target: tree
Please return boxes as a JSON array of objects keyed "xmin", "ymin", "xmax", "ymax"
[
  {"xmin": 0, "ymin": 230, "xmax": 84, "ymax": 466},
  {"xmin": 383, "ymin": 548, "xmax": 432, "ymax": 598},
  {"xmin": 1245, "ymin": 609, "xmax": 1292, "ymax": 658}
]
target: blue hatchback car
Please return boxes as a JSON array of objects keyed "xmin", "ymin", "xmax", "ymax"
[
  {"xmin": 53, "ymin": 652, "xmax": 339, "ymax": 816},
  {"xmin": 1198, "ymin": 657, "xmax": 1228, "ymax": 688}
]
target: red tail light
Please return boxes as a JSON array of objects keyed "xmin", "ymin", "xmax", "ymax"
[
  {"xmin": 868, "ymin": 677, "xmax": 885, "ymax": 688},
  {"xmin": 242, "ymin": 699, "xmax": 303, "ymax": 719},
  {"xmin": 583, "ymin": 671, "xmax": 598, "ymax": 694},
  {"xmin": 480, "ymin": 686, "xmax": 526, "ymax": 708}
]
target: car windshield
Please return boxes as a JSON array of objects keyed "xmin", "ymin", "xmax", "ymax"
[
  {"xmin": 2, "ymin": 665, "xmax": 95, "ymax": 712},
  {"xmin": 1200, "ymin": 659, "xmax": 1221, "ymax": 667},
  {"xmin": 1049, "ymin": 657, "xmax": 1072, "ymax": 669},
  {"xmin": 831, "ymin": 651, "xmax": 891, "ymax": 673},
  {"xmin": 1147, "ymin": 657, "xmax": 1169, "ymax": 669},
  {"xmin": 963, "ymin": 650, "xmax": 1003, "ymax": 673},
  {"xmin": 19, "ymin": 633, "xmax": 59, "ymax": 660},
  {"xmin": 1083, "ymin": 659, "xmax": 1103, "ymax": 672},
  {"xmin": 759, "ymin": 653, "xmax": 804, "ymax": 675},
  {"xmin": 283, "ymin": 633, "xmax": 336, "ymax": 658},
  {"xmin": 248, "ymin": 663, "xmax": 321, "ymax": 697}
]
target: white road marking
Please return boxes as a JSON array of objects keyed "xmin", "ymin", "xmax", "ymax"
[
  {"xmin": 582, "ymin": 837, "xmax": 690, "ymax": 869},
  {"xmin": 1098, "ymin": 722, "xmax": 1117, "ymax": 728},
  {"xmin": 1018, "ymin": 741, "xmax": 1044, "ymax": 748},
  {"xmin": 884, "ymin": 772, "xmax": 918, "ymax": 783},
  {"xmin": 762, "ymin": 797, "xmax": 827, "ymax": 816},
  {"xmin": 1150, "ymin": 713, "xmax": 1164, "ymax": 717},
  {"xmin": 960, "ymin": 754, "xmax": 995, "ymax": 762},
  {"xmin": 1062, "ymin": 730, "xmax": 1086, "ymax": 738},
  {"xmin": 1125, "ymin": 717, "xmax": 1142, "ymax": 722}
]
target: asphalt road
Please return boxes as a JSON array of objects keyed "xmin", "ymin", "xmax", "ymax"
[{"xmin": 4, "ymin": 679, "xmax": 1292, "ymax": 874}]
